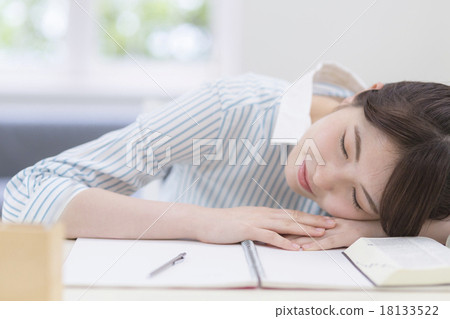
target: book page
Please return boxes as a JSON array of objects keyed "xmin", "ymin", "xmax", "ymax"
[
  {"xmin": 255, "ymin": 245, "xmax": 372, "ymax": 289},
  {"xmin": 365, "ymin": 237, "xmax": 450, "ymax": 269},
  {"xmin": 344, "ymin": 237, "xmax": 450, "ymax": 286},
  {"xmin": 64, "ymin": 238, "xmax": 257, "ymax": 288}
]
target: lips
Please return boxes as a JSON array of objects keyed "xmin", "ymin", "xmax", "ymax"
[{"xmin": 297, "ymin": 161, "xmax": 314, "ymax": 195}]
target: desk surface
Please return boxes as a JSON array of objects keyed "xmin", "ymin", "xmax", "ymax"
[{"xmin": 63, "ymin": 240, "xmax": 450, "ymax": 301}]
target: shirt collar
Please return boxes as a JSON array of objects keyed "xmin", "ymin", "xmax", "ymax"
[{"xmin": 270, "ymin": 61, "xmax": 367, "ymax": 145}]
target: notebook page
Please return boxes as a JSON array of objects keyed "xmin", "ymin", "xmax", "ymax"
[
  {"xmin": 64, "ymin": 238, "xmax": 257, "ymax": 288},
  {"xmin": 255, "ymin": 245, "xmax": 373, "ymax": 289}
]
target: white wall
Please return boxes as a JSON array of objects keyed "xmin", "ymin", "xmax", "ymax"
[{"xmin": 237, "ymin": 0, "xmax": 450, "ymax": 86}]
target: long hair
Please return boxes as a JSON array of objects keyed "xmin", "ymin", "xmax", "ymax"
[{"xmin": 353, "ymin": 82, "xmax": 450, "ymax": 236}]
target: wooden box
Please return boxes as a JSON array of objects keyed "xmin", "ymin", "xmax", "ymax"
[{"xmin": 0, "ymin": 223, "xmax": 64, "ymax": 300}]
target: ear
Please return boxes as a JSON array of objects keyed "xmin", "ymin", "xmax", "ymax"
[
  {"xmin": 341, "ymin": 82, "xmax": 384, "ymax": 106},
  {"xmin": 370, "ymin": 82, "xmax": 384, "ymax": 90}
]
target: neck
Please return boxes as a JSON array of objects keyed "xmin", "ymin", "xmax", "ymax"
[{"xmin": 310, "ymin": 95, "xmax": 343, "ymax": 123}]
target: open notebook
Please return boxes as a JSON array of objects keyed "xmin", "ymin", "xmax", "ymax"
[{"xmin": 63, "ymin": 238, "xmax": 372, "ymax": 289}]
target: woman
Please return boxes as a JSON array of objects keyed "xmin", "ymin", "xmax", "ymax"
[{"xmin": 2, "ymin": 62, "xmax": 449, "ymax": 250}]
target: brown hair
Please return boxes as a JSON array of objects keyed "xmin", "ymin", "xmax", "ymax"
[{"xmin": 353, "ymin": 82, "xmax": 450, "ymax": 236}]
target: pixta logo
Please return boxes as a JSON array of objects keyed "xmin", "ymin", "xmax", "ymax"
[{"xmin": 126, "ymin": 129, "xmax": 172, "ymax": 175}]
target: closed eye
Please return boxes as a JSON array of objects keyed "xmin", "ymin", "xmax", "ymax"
[
  {"xmin": 341, "ymin": 130, "xmax": 363, "ymax": 211},
  {"xmin": 340, "ymin": 131, "xmax": 348, "ymax": 159},
  {"xmin": 352, "ymin": 188, "xmax": 362, "ymax": 210}
]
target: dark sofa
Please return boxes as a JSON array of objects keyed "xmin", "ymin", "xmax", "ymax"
[{"xmin": 0, "ymin": 105, "xmax": 141, "ymax": 217}]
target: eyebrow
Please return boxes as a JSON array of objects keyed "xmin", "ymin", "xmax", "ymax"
[
  {"xmin": 354, "ymin": 126, "xmax": 361, "ymax": 162},
  {"xmin": 354, "ymin": 125, "xmax": 379, "ymax": 215}
]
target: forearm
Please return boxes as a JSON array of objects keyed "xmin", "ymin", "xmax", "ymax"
[
  {"xmin": 60, "ymin": 188, "xmax": 338, "ymax": 251},
  {"xmin": 60, "ymin": 188, "xmax": 205, "ymax": 241},
  {"xmin": 419, "ymin": 218, "xmax": 450, "ymax": 244}
]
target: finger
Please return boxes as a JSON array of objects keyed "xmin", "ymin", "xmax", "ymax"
[
  {"xmin": 282, "ymin": 234, "xmax": 302, "ymax": 240},
  {"xmin": 261, "ymin": 219, "xmax": 327, "ymax": 237},
  {"xmin": 289, "ymin": 236, "xmax": 320, "ymax": 247},
  {"xmin": 251, "ymin": 228, "xmax": 301, "ymax": 251},
  {"xmin": 264, "ymin": 242, "xmax": 282, "ymax": 250},
  {"xmin": 275, "ymin": 210, "xmax": 336, "ymax": 229},
  {"xmin": 301, "ymin": 237, "xmax": 346, "ymax": 251}
]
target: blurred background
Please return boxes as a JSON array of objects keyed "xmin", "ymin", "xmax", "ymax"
[{"xmin": 1, "ymin": 0, "xmax": 449, "ymax": 207}]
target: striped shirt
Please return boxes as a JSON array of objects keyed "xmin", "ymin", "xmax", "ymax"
[{"xmin": 2, "ymin": 62, "xmax": 365, "ymax": 224}]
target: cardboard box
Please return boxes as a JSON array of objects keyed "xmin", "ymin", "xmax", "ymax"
[{"xmin": 0, "ymin": 223, "xmax": 64, "ymax": 300}]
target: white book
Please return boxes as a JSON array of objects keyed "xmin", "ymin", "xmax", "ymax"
[{"xmin": 343, "ymin": 237, "xmax": 450, "ymax": 287}]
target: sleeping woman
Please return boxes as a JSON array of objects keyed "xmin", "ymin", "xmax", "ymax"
[{"xmin": 3, "ymin": 62, "xmax": 449, "ymax": 250}]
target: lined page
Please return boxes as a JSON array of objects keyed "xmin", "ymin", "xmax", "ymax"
[
  {"xmin": 255, "ymin": 245, "xmax": 373, "ymax": 289},
  {"xmin": 365, "ymin": 237, "xmax": 450, "ymax": 268},
  {"xmin": 64, "ymin": 238, "xmax": 257, "ymax": 288},
  {"xmin": 344, "ymin": 237, "xmax": 450, "ymax": 286}
]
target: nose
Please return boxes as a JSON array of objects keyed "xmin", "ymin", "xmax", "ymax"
[{"xmin": 313, "ymin": 162, "xmax": 353, "ymax": 192}]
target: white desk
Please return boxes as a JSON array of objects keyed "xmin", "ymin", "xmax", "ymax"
[{"xmin": 62, "ymin": 240, "xmax": 450, "ymax": 301}]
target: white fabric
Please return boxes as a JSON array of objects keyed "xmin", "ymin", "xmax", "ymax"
[{"xmin": 271, "ymin": 62, "xmax": 367, "ymax": 144}]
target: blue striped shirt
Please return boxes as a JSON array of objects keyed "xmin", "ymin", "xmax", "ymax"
[{"xmin": 2, "ymin": 62, "xmax": 365, "ymax": 224}]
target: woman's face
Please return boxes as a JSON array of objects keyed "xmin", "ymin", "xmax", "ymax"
[{"xmin": 285, "ymin": 104, "xmax": 399, "ymax": 220}]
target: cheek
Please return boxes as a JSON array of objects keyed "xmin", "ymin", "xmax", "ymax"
[
  {"xmin": 319, "ymin": 199, "xmax": 353, "ymax": 218},
  {"xmin": 305, "ymin": 122, "xmax": 340, "ymax": 162},
  {"xmin": 319, "ymin": 197, "xmax": 376, "ymax": 220},
  {"xmin": 326, "ymin": 207, "xmax": 379, "ymax": 221},
  {"xmin": 284, "ymin": 146, "xmax": 301, "ymax": 191},
  {"xmin": 324, "ymin": 207, "xmax": 360, "ymax": 220}
]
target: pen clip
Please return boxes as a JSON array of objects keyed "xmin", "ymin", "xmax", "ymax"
[
  {"xmin": 173, "ymin": 252, "xmax": 186, "ymax": 265},
  {"xmin": 148, "ymin": 252, "xmax": 187, "ymax": 278}
]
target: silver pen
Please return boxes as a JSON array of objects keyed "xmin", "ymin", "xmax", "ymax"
[{"xmin": 148, "ymin": 252, "xmax": 187, "ymax": 277}]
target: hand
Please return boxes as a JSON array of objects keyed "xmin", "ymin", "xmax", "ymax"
[
  {"xmin": 194, "ymin": 206, "xmax": 336, "ymax": 251},
  {"xmin": 283, "ymin": 218, "xmax": 386, "ymax": 251}
]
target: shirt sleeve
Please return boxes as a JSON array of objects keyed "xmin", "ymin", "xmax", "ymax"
[{"xmin": 2, "ymin": 79, "xmax": 225, "ymax": 225}]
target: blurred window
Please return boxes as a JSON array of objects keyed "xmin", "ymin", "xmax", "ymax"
[
  {"xmin": 0, "ymin": 0, "xmax": 211, "ymax": 63},
  {"xmin": 0, "ymin": 0, "xmax": 69, "ymax": 65},
  {"xmin": 0, "ymin": 0, "xmax": 218, "ymax": 96},
  {"xmin": 97, "ymin": 0, "xmax": 211, "ymax": 62}
]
